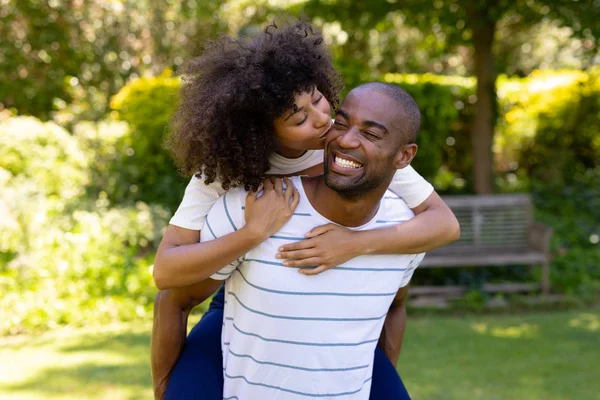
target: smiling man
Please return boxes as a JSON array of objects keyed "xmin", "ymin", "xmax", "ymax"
[{"xmin": 187, "ymin": 82, "xmax": 426, "ymax": 399}]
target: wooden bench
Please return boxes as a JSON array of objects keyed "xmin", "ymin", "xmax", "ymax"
[{"xmin": 417, "ymin": 194, "xmax": 553, "ymax": 296}]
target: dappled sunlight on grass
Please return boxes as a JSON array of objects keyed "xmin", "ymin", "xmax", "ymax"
[
  {"xmin": 402, "ymin": 310, "xmax": 600, "ymax": 400},
  {"xmin": 0, "ymin": 323, "xmax": 153, "ymax": 400},
  {"xmin": 568, "ymin": 313, "xmax": 600, "ymax": 332},
  {"xmin": 471, "ymin": 322, "xmax": 539, "ymax": 338},
  {"xmin": 1, "ymin": 311, "xmax": 599, "ymax": 400}
]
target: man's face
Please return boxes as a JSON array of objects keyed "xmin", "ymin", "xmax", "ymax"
[{"xmin": 323, "ymin": 89, "xmax": 409, "ymax": 195}]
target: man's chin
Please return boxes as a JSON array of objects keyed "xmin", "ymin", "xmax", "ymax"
[{"xmin": 324, "ymin": 176, "xmax": 360, "ymax": 193}]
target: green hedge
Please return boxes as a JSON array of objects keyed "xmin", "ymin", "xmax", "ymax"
[
  {"xmin": 108, "ymin": 68, "xmax": 599, "ymax": 296},
  {"xmin": 107, "ymin": 70, "xmax": 188, "ymax": 211},
  {"xmin": 0, "ymin": 116, "xmax": 169, "ymax": 335},
  {"xmin": 384, "ymin": 73, "xmax": 476, "ymax": 191},
  {"xmin": 4, "ymin": 68, "xmax": 598, "ymax": 334}
]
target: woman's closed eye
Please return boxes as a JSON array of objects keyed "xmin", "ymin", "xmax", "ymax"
[
  {"xmin": 295, "ymin": 114, "xmax": 308, "ymax": 126},
  {"xmin": 312, "ymin": 95, "xmax": 323, "ymax": 105}
]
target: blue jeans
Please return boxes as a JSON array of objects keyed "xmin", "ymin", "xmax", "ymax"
[{"xmin": 165, "ymin": 285, "xmax": 411, "ymax": 399}]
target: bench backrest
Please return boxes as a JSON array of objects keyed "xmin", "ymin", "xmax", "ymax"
[{"xmin": 429, "ymin": 194, "xmax": 533, "ymax": 255}]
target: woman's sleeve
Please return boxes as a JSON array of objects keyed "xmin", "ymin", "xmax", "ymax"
[
  {"xmin": 388, "ymin": 165, "xmax": 434, "ymax": 209},
  {"xmin": 169, "ymin": 174, "xmax": 227, "ymax": 230}
]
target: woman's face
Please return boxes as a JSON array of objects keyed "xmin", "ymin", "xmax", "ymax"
[{"xmin": 273, "ymin": 87, "xmax": 332, "ymax": 158}]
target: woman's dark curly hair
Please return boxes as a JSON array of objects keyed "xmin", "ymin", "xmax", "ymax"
[{"xmin": 166, "ymin": 19, "xmax": 344, "ymax": 190}]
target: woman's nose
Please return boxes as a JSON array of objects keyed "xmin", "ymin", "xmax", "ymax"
[{"xmin": 314, "ymin": 108, "xmax": 330, "ymax": 128}]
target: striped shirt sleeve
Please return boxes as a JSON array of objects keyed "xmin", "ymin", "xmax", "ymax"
[{"xmin": 199, "ymin": 189, "xmax": 246, "ymax": 281}]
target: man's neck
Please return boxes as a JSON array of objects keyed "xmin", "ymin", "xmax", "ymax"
[{"xmin": 301, "ymin": 176, "xmax": 387, "ymax": 227}]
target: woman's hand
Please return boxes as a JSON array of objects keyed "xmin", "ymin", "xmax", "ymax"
[
  {"xmin": 244, "ymin": 177, "xmax": 300, "ymax": 240},
  {"xmin": 276, "ymin": 223, "xmax": 360, "ymax": 275}
]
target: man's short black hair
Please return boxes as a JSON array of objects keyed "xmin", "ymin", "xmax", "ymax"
[{"xmin": 356, "ymin": 82, "xmax": 421, "ymax": 144}]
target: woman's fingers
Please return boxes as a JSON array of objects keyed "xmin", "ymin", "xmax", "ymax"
[
  {"xmin": 299, "ymin": 265, "xmax": 329, "ymax": 276},
  {"xmin": 289, "ymin": 186, "xmax": 300, "ymax": 212},
  {"xmin": 263, "ymin": 177, "xmax": 274, "ymax": 192},
  {"xmin": 249, "ymin": 183, "xmax": 263, "ymax": 198},
  {"xmin": 278, "ymin": 237, "xmax": 314, "ymax": 253},
  {"xmin": 273, "ymin": 177, "xmax": 283, "ymax": 195},
  {"xmin": 305, "ymin": 223, "xmax": 336, "ymax": 238},
  {"xmin": 283, "ymin": 178, "xmax": 294, "ymax": 203},
  {"xmin": 283, "ymin": 257, "xmax": 321, "ymax": 269},
  {"xmin": 280, "ymin": 249, "xmax": 319, "ymax": 266}
]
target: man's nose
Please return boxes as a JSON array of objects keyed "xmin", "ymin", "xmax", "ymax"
[{"xmin": 336, "ymin": 128, "xmax": 360, "ymax": 149}]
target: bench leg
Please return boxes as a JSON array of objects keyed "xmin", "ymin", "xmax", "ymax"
[{"xmin": 541, "ymin": 261, "xmax": 550, "ymax": 295}]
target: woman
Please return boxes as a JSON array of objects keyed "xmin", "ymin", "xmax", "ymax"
[{"xmin": 153, "ymin": 20, "xmax": 459, "ymax": 399}]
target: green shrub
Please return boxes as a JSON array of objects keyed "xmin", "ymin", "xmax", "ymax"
[
  {"xmin": 384, "ymin": 73, "xmax": 476, "ymax": 191},
  {"xmin": 532, "ymin": 168, "xmax": 600, "ymax": 299},
  {"xmin": 497, "ymin": 69, "xmax": 600, "ymax": 184},
  {"xmin": 108, "ymin": 70, "xmax": 188, "ymax": 211},
  {"xmin": 0, "ymin": 116, "xmax": 169, "ymax": 335}
]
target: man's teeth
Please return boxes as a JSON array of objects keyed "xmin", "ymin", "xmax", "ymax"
[{"xmin": 334, "ymin": 156, "xmax": 362, "ymax": 169}]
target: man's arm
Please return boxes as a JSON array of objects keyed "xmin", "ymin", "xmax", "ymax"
[
  {"xmin": 151, "ymin": 279, "xmax": 223, "ymax": 400},
  {"xmin": 378, "ymin": 285, "xmax": 410, "ymax": 366}
]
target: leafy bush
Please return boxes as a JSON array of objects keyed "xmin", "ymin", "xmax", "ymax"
[
  {"xmin": 497, "ymin": 69, "xmax": 600, "ymax": 184},
  {"xmin": 0, "ymin": 116, "xmax": 169, "ymax": 335},
  {"xmin": 384, "ymin": 73, "xmax": 476, "ymax": 191},
  {"xmin": 107, "ymin": 70, "xmax": 188, "ymax": 211},
  {"xmin": 532, "ymin": 168, "xmax": 600, "ymax": 299}
]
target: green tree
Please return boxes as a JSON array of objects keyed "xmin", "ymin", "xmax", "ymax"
[
  {"xmin": 294, "ymin": 0, "xmax": 599, "ymax": 193},
  {"xmin": 0, "ymin": 0, "xmax": 224, "ymax": 121}
]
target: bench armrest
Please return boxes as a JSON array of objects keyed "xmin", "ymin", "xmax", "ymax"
[{"xmin": 528, "ymin": 221, "xmax": 553, "ymax": 254}]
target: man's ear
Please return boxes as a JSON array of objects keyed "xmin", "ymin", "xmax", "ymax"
[{"xmin": 394, "ymin": 143, "xmax": 418, "ymax": 169}]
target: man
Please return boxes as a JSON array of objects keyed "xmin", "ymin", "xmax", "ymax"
[{"xmin": 166, "ymin": 82, "xmax": 425, "ymax": 399}]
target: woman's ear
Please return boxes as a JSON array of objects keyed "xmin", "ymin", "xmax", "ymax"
[{"xmin": 394, "ymin": 143, "xmax": 418, "ymax": 169}]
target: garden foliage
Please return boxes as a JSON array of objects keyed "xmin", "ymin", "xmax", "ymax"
[{"xmin": 1, "ymin": 68, "xmax": 598, "ymax": 334}]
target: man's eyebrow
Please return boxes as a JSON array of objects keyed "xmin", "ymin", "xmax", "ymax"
[
  {"xmin": 364, "ymin": 120, "xmax": 388, "ymax": 134},
  {"xmin": 336, "ymin": 110, "xmax": 388, "ymax": 134},
  {"xmin": 336, "ymin": 109, "xmax": 349, "ymax": 119}
]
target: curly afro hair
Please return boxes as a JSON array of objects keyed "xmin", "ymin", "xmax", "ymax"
[{"xmin": 166, "ymin": 19, "xmax": 344, "ymax": 191}]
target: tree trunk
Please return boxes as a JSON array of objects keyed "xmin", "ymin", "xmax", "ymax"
[{"xmin": 468, "ymin": 4, "xmax": 497, "ymax": 194}]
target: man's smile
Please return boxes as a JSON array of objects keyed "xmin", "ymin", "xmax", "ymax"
[{"xmin": 328, "ymin": 150, "xmax": 364, "ymax": 174}]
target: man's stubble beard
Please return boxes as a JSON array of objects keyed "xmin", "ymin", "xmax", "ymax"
[{"xmin": 323, "ymin": 163, "xmax": 384, "ymax": 201}]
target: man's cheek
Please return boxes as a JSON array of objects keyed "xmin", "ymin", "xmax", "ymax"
[{"xmin": 325, "ymin": 129, "xmax": 343, "ymax": 143}]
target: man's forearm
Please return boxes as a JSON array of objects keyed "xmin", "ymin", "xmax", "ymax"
[
  {"xmin": 151, "ymin": 279, "xmax": 222, "ymax": 400},
  {"xmin": 151, "ymin": 290, "xmax": 190, "ymax": 400},
  {"xmin": 358, "ymin": 193, "xmax": 460, "ymax": 255},
  {"xmin": 153, "ymin": 226, "xmax": 265, "ymax": 290},
  {"xmin": 378, "ymin": 304, "xmax": 407, "ymax": 366}
]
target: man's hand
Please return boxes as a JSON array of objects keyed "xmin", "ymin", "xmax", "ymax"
[
  {"xmin": 276, "ymin": 223, "xmax": 360, "ymax": 275},
  {"xmin": 244, "ymin": 177, "xmax": 300, "ymax": 239}
]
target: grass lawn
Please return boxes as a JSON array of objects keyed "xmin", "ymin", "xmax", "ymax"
[{"xmin": 0, "ymin": 310, "xmax": 598, "ymax": 400}]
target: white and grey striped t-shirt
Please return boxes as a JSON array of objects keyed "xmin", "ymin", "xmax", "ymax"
[{"xmin": 201, "ymin": 176, "xmax": 424, "ymax": 400}]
